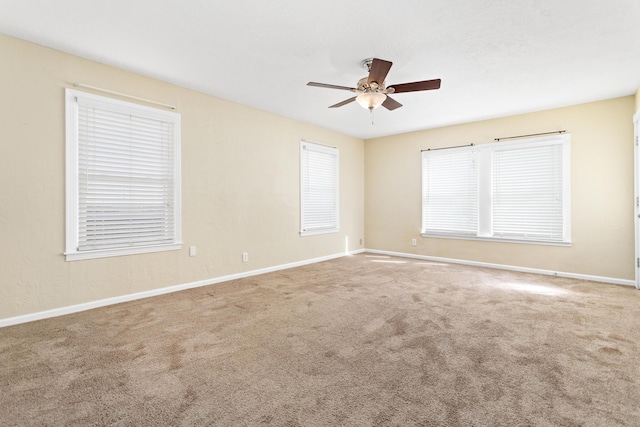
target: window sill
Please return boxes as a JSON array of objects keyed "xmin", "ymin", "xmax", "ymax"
[
  {"xmin": 300, "ymin": 228, "xmax": 340, "ymax": 237},
  {"xmin": 65, "ymin": 243, "xmax": 183, "ymax": 261},
  {"xmin": 420, "ymin": 233, "xmax": 571, "ymax": 247}
]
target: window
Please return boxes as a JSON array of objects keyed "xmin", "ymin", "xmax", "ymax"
[
  {"xmin": 422, "ymin": 148, "xmax": 479, "ymax": 236},
  {"xmin": 422, "ymin": 134, "xmax": 571, "ymax": 245},
  {"xmin": 65, "ymin": 89, "xmax": 181, "ymax": 260},
  {"xmin": 300, "ymin": 141, "xmax": 339, "ymax": 236}
]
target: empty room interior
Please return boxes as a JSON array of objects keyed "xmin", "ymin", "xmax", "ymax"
[{"xmin": 1, "ymin": 1, "xmax": 640, "ymax": 425}]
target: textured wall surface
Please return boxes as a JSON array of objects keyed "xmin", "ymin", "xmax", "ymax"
[
  {"xmin": 0, "ymin": 31, "xmax": 636, "ymax": 322},
  {"xmin": 365, "ymin": 96, "xmax": 636, "ymax": 280},
  {"xmin": 0, "ymin": 34, "xmax": 365, "ymax": 319}
]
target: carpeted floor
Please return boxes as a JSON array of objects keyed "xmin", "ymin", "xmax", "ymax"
[{"xmin": 1, "ymin": 254, "xmax": 639, "ymax": 426}]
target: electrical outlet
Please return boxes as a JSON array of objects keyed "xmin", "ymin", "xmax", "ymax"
[
  {"xmin": 242, "ymin": 252, "xmax": 248, "ymax": 263},
  {"xmin": 411, "ymin": 238, "xmax": 417, "ymax": 246},
  {"xmin": 189, "ymin": 246, "xmax": 196, "ymax": 256},
  {"xmin": 359, "ymin": 238, "xmax": 363, "ymax": 245}
]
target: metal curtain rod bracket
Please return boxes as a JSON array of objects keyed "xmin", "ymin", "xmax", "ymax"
[
  {"xmin": 421, "ymin": 143, "xmax": 474, "ymax": 152},
  {"xmin": 494, "ymin": 130, "xmax": 566, "ymax": 142},
  {"xmin": 72, "ymin": 83, "xmax": 177, "ymax": 110}
]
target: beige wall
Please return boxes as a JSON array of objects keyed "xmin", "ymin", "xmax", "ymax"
[
  {"xmin": 365, "ymin": 96, "xmax": 636, "ymax": 280},
  {"xmin": 1, "ymin": 32, "xmax": 635, "ymax": 322},
  {"xmin": 0, "ymin": 34, "xmax": 365, "ymax": 319}
]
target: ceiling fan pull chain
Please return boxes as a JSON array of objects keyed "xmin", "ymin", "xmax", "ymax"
[{"xmin": 370, "ymin": 108, "xmax": 375, "ymax": 125}]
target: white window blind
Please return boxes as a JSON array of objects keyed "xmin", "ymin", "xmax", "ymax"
[
  {"xmin": 421, "ymin": 134, "xmax": 571, "ymax": 245},
  {"xmin": 422, "ymin": 148, "xmax": 478, "ymax": 236},
  {"xmin": 300, "ymin": 141, "xmax": 339, "ymax": 236},
  {"xmin": 492, "ymin": 143, "xmax": 565, "ymax": 241},
  {"xmin": 66, "ymin": 89, "xmax": 181, "ymax": 260}
]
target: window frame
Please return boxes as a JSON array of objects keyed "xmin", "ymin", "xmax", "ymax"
[
  {"xmin": 299, "ymin": 140, "xmax": 340, "ymax": 236},
  {"xmin": 421, "ymin": 134, "xmax": 571, "ymax": 246},
  {"xmin": 65, "ymin": 89, "xmax": 182, "ymax": 261}
]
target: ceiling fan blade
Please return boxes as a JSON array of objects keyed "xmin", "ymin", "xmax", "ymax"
[
  {"xmin": 382, "ymin": 96, "xmax": 403, "ymax": 111},
  {"xmin": 368, "ymin": 58, "xmax": 393, "ymax": 85},
  {"xmin": 307, "ymin": 82, "xmax": 356, "ymax": 91},
  {"xmin": 329, "ymin": 97, "xmax": 356, "ymax": 108},
  {"xmin": 389, "ymin": 79, "xmax": 441, "ymax": 93}
]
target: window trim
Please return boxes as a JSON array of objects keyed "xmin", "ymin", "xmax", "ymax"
[
  {"xmin": 421, "ymin": 134, "xmax": 571, "ymax": 246},
  {"xmin": 299, "ymin": 140, "xmax": 340, "ymax": 237},
  {"xmin": 65, "ymin": 89, "xmax": 182, "ymax": 261}
]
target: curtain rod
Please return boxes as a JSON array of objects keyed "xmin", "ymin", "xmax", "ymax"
[
  {"xmin": 421, "ymin": 143, "xmax": 474, "ymax": 152},
  {"xmin": 422, "ymin": 130, "xmax": 567, "ymax": 152},
  {"xmin": 301, "ymin": 139, "xmax": 337, "ymax": 149},
  {"xmin": 72, "ymin": 83, "xmax": 176, "ymax": 110},
  {"xmin": 494, "ymin": 130, "xmax": 566, "ymax": 141}
]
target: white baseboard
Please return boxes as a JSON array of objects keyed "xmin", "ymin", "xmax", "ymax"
[
  {"xmin": 3, "ymin": 247, "xmax": 631, "ymax": 328},
  {"xmin": 364, "ymin": 249, "xmax": 636, "ymax": 287},
  {"xmin": 0, "ymin": 249, "xmax": 366, "ymax": 329}
]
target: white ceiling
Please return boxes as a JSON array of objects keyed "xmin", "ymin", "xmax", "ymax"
[{"xmin": 1, "ymin": 0, "xmax": 640, "ymax": 139}]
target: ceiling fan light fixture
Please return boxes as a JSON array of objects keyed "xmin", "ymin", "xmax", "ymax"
[{"xmin": 356, "ymin": 92, "xmax": 386, "ymax": 110}]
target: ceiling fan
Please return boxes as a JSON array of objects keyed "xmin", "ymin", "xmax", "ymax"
[{"xmin": 307, "ymin": 58, "xmax": 441, "ymax": 111}]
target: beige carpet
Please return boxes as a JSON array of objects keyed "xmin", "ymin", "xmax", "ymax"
[{"xmin": 1, "ymin": 254, "xmax": 639, "ymax": 426}]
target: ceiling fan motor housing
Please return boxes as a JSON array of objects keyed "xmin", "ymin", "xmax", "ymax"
[{"xmin": 357, "ymin": 77, "xmax": 386, "ymax": 93}]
